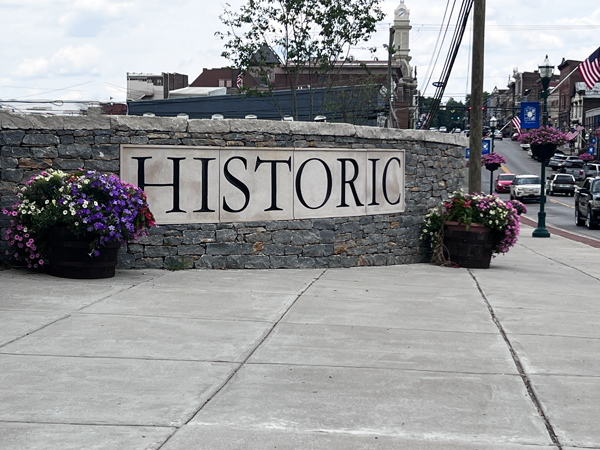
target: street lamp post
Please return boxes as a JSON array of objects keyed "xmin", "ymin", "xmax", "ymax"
[
  {"xmin": 532, "ymin": 55, "xmax": 553, "ymax": 238},
  {"xmin": 489, "ymin": 116, "xmax": 497, "ymax": 194}
]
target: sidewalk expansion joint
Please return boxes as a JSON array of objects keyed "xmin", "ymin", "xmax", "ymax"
[
  {"xmin": 468, "ymin": 269, "xmax": 563, "ymax": 450},
  {"xmin": 0, "ymin": 419, "xmax": 175, "ymax": 429},
  {"xmin": 154, "ymin": 269, "xmax": 328, "ymax": 450},
  {"xmin": 519, "ymin": 243, "xmax": 600, "ymax": 282}
]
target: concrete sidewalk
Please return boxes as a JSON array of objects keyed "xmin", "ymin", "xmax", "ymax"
[{"xmin": 1, "ymin": 225, "xmax": 599, "ymax": 450}]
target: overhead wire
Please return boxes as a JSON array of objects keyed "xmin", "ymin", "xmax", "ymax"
[
  {"xmin": 421, "ymin": 0, "xmax": 453, "ymax": 98},
  {"xmin": 421, "ymin": 0, "xmax": 473, "ymax": 129}
]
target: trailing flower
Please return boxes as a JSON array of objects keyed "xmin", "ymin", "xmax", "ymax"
[
  {"xmin": 421, "ymin": 191, "xmax": 524, "ymax": 264},
  {"xmin": 518, "ymin": 126, "xmax": 568, "ymax": 147},
  {"xmin": 2, "ymin": 169, "xmax": 155, "ymax": 269},
  {"xmin": 579, "ymin": 152, "xmax": 593, "ymax": 161},
  {"xmin": 481, "ymin": 153, "xmax": 506, "ymax": 166}
]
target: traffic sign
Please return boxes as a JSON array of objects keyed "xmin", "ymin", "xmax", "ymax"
[{"xmin": 588, "ymin": 145, "xmax": 595, "ymax": 154}]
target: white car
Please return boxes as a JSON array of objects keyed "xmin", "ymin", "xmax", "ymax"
[
  {"xmin": 510, "ymin": 174, "xmax": 542, "ymax": 203},
  {"xmin": 439, "ymin": 126, "xmax": 447, "ymax": 133}
]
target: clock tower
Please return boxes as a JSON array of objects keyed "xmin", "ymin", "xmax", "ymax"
[
  {"xmin": 393, "ymin": 0, "xmax": 411, "ymax": 66},
  {"xmin": 389, "ymin": 0, "xmax": 417, "ymax": 129}
]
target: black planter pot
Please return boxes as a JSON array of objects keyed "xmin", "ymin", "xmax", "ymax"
[
  {"xmin": 531, "ymin": 143, "xmax": 557, "ymax": 161},
  {"xmin": 46, "ymin": 227, "xmax": 119, "ymax": 279},
  {"xmin": 485, "ymin": 162, "xmax": 501, "ymax": 171}
]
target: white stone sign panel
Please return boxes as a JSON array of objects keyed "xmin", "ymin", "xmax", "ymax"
[{"xmin": 120, "ymin": 145, "xmax": 405, "ymax": 224}]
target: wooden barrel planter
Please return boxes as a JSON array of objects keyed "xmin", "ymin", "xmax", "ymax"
[
  {"xmin": 443, "ymin": 221, "xmax": 493, "ymax": 269},
  {"xmin": 46, "ymin": 227, "xmax": 120, "ymax": 279}
]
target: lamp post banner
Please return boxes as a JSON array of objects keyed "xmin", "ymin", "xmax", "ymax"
[{"xmin": 520, "ymin": 102, "xmax": 540, "ymax": 129}]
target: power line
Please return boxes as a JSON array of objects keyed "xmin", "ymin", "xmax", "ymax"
[
  {"xmin": 13, "ymin": 81, "xmax": 97, "ymax": 100},
  {"xmin": 421, "ymin": 0, "xmax": 474, "ymax": 129}
]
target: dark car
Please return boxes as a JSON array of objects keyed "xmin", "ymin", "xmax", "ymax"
[
  {"xmin": 545, "ymin": 173, "xmax": 576, "ymax": 196},
  {"xmin": 575, "ymin": 176, "xmax": 600, "ymax": 229}
]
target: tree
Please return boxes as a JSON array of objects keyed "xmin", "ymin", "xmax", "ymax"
[{"xmin": 216, "ymin": 0, "xmax": 385, "ymax": 120}]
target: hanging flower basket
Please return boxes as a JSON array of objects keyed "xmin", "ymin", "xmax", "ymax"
[{"xmin": 519, "ymin": 127, "xmax": 567, "ymax": 161}]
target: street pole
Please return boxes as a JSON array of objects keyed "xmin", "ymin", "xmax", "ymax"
[
  {"xmin": 468, "ymin": 0, "xmax": 485, "ymax": 194},
  {"xmin": 532, "ymin": 56, "xmax": 553, "ymax": 238},
  {"xmin": 489, "ymin": 122, "xmax": 495, "ymax": 195}
]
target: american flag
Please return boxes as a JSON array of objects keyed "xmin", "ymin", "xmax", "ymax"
[
  {"xmin": 237, "ymin": 72, "xmax": 244, "ymax": 88},
  {"xmin": 578, "ymin": 47, "xmax": 600, "ymax": 90},
  {"xmin": 565, "ymin": 125, "xmax": 585, "ymax": 141},
  {"xmin": 511, "ymin": 116, "xmax": 522, "ymax": 134}
]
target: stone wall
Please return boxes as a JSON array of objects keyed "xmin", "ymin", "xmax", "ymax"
[{"xmin": 0, "ymin": 108, "xmax": 467, "ymax": 269}]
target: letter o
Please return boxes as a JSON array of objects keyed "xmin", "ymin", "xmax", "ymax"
[{"xmin": 295, "ymin": 158, "xmax": 332, "ymax": 210}]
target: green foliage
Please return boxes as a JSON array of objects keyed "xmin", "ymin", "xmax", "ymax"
[
  {"xmin": 216, "ymin": 0, "xmax": 385, "ymax": 119},
  {"xmin": 164, "ymin": 256, "xmax": 190, "ymax": 271}
]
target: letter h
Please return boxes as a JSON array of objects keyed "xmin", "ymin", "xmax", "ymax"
[{"xmin": 132, "ymin": 156, "xmax": 186, "ymax": 213}]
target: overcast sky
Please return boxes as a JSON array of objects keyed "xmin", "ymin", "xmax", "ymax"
[{"xmin": 1, "ymin": 0, "xmax": 599, "ymax": 108}]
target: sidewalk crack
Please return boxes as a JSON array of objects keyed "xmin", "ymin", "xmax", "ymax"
[{"xmin": 468, "ymin": 269, "xmax": 563, "ymax": 449}]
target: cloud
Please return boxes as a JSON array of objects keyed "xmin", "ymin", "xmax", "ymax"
[
  {"xmin": 58, "ymin": 0, "xmax": 133, "ymax": 37},
  {"xmin": 12, "ymin": 45, "xmax": 103, "ymax": 78}
]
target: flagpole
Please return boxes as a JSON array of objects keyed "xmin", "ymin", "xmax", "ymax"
[{"xmin": 548, "ymin": 66, "xmax": 579, "ymax": 95}]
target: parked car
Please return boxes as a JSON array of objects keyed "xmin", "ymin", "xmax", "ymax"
[
  {"xmin": 439, "ymin": 126, "xmax": 447, "ymax": 133},
  {"xmin": 509, "ymin": 174, "xmax": 542, "ymax": 202},
  {"xmin": 574, "ymin": 176, "xmax": 600, "ymax": 229},
  {"xmin": 429, "ymin": 127, "xmax": 438, "ymax": 131},
  {"xmin": 511, "ymin": 132, "xmax": 519, "ymax": 141},
  {"xmin": 545, "ymin": 173, "xmax": 576, "ymax": 196},
  {"xmin": 453, "ymin": 128, "xmax": 462, "ymax": 134},
  {"xmin": 549, "ymin": 154, "xmax": 577, "ymax": 170},
  {"xmin": 557, "ymin": 159, "xmax": 585, "ymax": 180},
  {"xmin": 495, "ymin": 173, "xmax": 515, "ymax": 193},
  {"xmin": 583, "ymin": 163, "xmax": 600, "ymax": 179},
  {"xmin": 493, "ymin": 130, "xmax": 503, "ymax": 140},
  {"xmin": 462, "ymin": 129, "xmax": 470, "ymax": 137}
]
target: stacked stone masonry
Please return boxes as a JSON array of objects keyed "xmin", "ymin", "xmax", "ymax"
[{"xmin": 0, "ymin": 108, "xmax": 467, "ymax": 269}]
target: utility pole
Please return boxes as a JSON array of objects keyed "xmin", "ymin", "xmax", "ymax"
[
  {"xmin": 387, "ymin": 27, "xmax": 395, "ymax": 128},
  {"xmin": 468, "ymin": 0, "xmax": 485, "ymax": 194}
]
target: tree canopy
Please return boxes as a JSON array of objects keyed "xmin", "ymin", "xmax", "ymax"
[{"xmin": 216, "ymin": 0, "xmax": 385, "ymax": 120}]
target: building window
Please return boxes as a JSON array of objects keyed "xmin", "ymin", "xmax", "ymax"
[
  {"xmin": 226, "ymin": 79, "xmax": 232, "ymax": 87},
  {"xmin": 219, "ymin": 79, "xmax": 226, "ymax": 87}
]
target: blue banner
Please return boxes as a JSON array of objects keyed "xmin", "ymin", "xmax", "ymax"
[
  {"xmin": 482, "ymin": 139, "xmax": 491, "ymax": 155},
  {"xmin": 520, "ymin": 102, "xmax": 540, "ymax": 129},
  {"xmin": 465, "ymin": 139, "xmax": 492, "ymax": 158}
]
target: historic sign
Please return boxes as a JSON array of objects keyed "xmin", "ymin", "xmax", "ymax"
[{"xmin": 120, "ymin": 146, "xmax": 405, "ymax": 224}]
